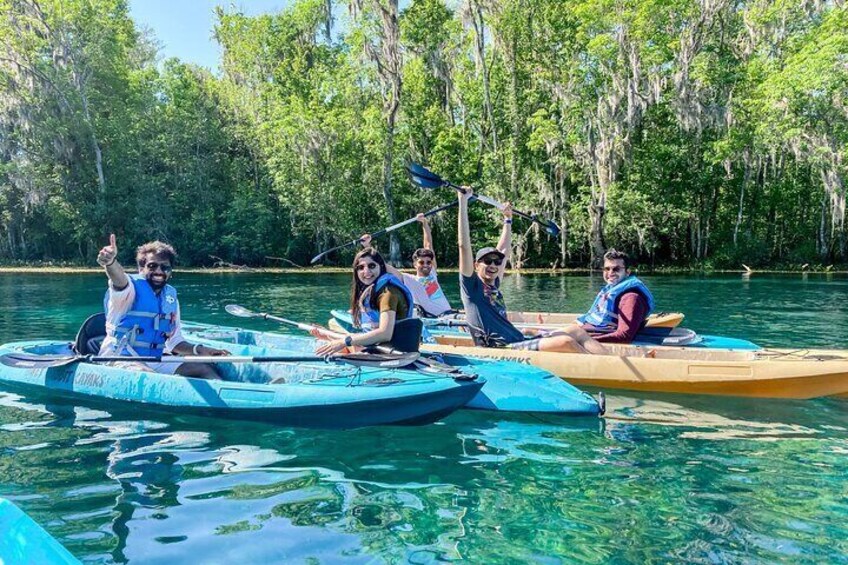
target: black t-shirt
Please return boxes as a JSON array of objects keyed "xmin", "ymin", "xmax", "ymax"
[{"xmin": 459, "ymin": 274, "xmax": 524, "ymax": 346}]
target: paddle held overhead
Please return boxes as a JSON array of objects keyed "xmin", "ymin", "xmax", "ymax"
[{"xmin": 405, "ymin": 162, "xmax": 561, "ymax": 237}]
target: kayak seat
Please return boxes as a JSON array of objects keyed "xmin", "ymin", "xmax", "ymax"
[
  {"xmin": 73, "ymin": 313, "xmax": 107, "ymax": 355},
  {"xmin": 384, "ymin": 317, "xmax": 423, "ymax": 353}
]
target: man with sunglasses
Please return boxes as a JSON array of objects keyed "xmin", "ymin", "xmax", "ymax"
[
  {"xmin": 97, "ymin": 234, "xmax": 229, "ymax": 379},
  {"xmin": 457, "ymin": 188, "xmax": 608, "ymax": 353},
  {"xmin": 575, "ymin": 249, "xmax": 654, "ymax": 344},
  {"xmin": 398, "ymin": 214, "xmax": 453, "ymax": 317}
]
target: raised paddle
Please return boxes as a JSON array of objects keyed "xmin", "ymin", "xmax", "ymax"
[
  {"xmin": 405, "ymin": 162, "xmax": 561, "ymax": 237},
  {"xmin": 0, "ymin": 350, "xmax": 420, "ymax": 370},
  {"xmin": 309, "ymin": 200, "xmax": 460, "ymax": 264}
]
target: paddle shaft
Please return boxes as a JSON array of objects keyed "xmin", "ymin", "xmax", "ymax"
[
  {"xmin": 83, "ymin": 354, "xmax": 350, "ymax": 364},
  {"xmin": 257, "ymin": 313, "xmax": 346, "ymax": 340},
  {"xmin": 247, "ymin": 310, "xmax": 412, "ymax": 356},
  {"xmin": 310, "ymin": 200, "xmax": 459, "ymax": 264},
  {"xmin": 406, "ymin": 162, "xmax": 559, "ymax": 235},
  {"xmin": 443, "ymin": 179, "xmax": 551, "ymax": 228}
]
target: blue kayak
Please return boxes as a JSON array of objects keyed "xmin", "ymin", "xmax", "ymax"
[
  {"xmin": 330, "ymin": 309, "xmax": 761, "ymax": 350},
  {"xmin": 0, "ymin": 498, "xmax": 79, "ymax": 564},
  {"xmin": 183, "ymin": 323, "xmax": 603, "ymax": 416},
  {"xmin": 0, "ymin": 340, "xmax": 483, "ymax": 428}
]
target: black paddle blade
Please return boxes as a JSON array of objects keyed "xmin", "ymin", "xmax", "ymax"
[
  {"xmin": 0, "ymin": 352, "xmax": 84, "ymax": 369},
  {"xmin": 334, "ymin": 351, "xmax": 419, "ymax": 368},
  {"xmin": 542, "ymin": 219, "xmax": 561, "ymax": 237},
  {"xmin": 405, "ymin": 162, "xmax": 446, "ymax": 189}
]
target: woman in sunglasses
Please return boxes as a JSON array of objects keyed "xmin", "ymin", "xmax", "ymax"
[
  {"xmin": 97, "ymin": 234, "xmax": 229, "ymax": 378},
  {"xmin": 314, "ymin": 247, "xmax": 415, "ymax": 356}
]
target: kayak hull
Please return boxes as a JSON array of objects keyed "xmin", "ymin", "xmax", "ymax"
[
  {"xmin": 183, "ymin": 323, "xmax": 602, "ymax": 416},
  {"xmin": 419, "ymin": 342, "xmax": 848, "ymax": 399},
  {"xmin": 0, "ymin": 341, "xmax": 483, "ymax": 428},
  {"xmin": 0, "ymin": 498, "xmax": 79, "ymax": 565}
]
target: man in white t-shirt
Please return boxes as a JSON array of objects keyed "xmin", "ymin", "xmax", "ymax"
[
  {"xmin": 399, "ymin": 214, "xmax": 453, "ymax": 317},
  {"xmin": 97, "ymin": 234, "xmax": 229, "ymax": 378}
]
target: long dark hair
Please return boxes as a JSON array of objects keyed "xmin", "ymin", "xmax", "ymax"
[{"xmin": 350, "ymin": 247, "xmax": 387, "ymax": 328}]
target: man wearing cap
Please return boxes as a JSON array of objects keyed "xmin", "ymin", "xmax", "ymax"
[{"xmin": 457, "ymin": 188, "xmax": 607, "ymax": 353}]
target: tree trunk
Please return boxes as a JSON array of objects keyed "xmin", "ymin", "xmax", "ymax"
[
  {"xmin": 818, "ymin": 192, "xmax": 828, "ymax": 259},
  {"xmin": 383, "ymin": 116, "xmax": 401, "ymax": 265},
  {"xmin": 79, "ymin": 88, "xmax": 107, "ymax": 198},
  {"xmin": 587, "ymin": 197, "xmax": 606, "ymax": 269},
  {"xmin": 470, "ymin": 1, "xmax": 498, "ymax": 153},
  {"xmin": 733, "ymin": 159, "xmax": 751, "ymax": 246}
]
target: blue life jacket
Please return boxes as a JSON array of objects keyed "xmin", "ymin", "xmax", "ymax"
[
  {"xmin": 103, "ymin": 275, "xmax": 178, "ymax": 358},
  {"xmin": 577, "ymin": 275, "xmax": 655, "ymax": 330},
  {"xmin": 358, "ymin": 274, "xmax": 414, "ymax": 330}
]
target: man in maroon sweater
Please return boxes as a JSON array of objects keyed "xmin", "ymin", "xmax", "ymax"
[{"xmin": 575, "ymin": 249, "xmax": 655, "ymax": 344}]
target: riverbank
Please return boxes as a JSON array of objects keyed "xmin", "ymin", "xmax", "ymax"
[{"xmin": 1, "ymin": 265, "xmax": 846, "ymax": 275}]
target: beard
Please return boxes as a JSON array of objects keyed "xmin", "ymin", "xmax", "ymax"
[{"xmin": 145, "ymin": 272, "xmax": 168, "ymax": 290}]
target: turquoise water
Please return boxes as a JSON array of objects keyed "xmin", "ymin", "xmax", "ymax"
[{"xmin": 1, "ymin": 272, "xmax": 847, "ymax": 563}]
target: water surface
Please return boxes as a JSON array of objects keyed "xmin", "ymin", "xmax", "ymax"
[{"xmin": 1, "ymin": 272, "xmax": 846, "ymax": 563}]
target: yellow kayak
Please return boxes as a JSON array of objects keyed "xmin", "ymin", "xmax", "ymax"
[{"xmin": 419, "ymin": 339, "xmax": 848, "ymax": 399}]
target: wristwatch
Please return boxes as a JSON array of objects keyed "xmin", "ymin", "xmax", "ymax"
[
  {"xmin": 504, "ymin": 219, "xmax": 512, "ymax": 224},
  {"xmin": 344, "ymin": 335, "xmax": 353, "ymax": 347}
]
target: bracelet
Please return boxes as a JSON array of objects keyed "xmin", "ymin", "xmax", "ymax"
[
  {"xmin": 104, "ymin": 258, "xmax": 116, "ymax": 267},
  {"xmin": 192, "ymin": 344, "xmax": 201, "ymax": 355},
  {"xmin": 344, "ymin": 335, "xmax": 353, "ymax": 347}
]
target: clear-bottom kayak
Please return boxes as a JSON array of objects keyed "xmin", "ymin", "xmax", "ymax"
[
  {"xmin": 182, "ymin": 323, "xmax": 603, "ymax": 416},
  {"xmin": 0, "ymin": 340, "xmax": 483, "ymax": 428}
]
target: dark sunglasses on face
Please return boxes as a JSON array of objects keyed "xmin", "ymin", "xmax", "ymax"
[
  {"xmin": 145, "ymin": 262, "xmax": 173, "ymax": 273},
  {"xmin": 417, "ymin": 259, "xmax": 433, "ymax": 265},
  {"xmin": 603, "ymin": 266, "xmax": 624, "ymax": 273},
  {"xmin": 356, "ymin": 262, "xmax": 379, "ymax": 271},
  {"xmin": 479, "ymin": 257, "xmax": 503, "ymax": 266}
]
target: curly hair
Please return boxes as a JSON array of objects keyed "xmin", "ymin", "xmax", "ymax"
[{"xmin": 136, "ymin": 241, "xmax": 177, "ymax": 269}]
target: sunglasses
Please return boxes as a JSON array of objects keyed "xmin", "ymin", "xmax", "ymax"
[
  {"xmin": 603, "ymin": 266, "xmax": 624, "ymax": 273},
  {"xmin": 144, "ymin": 262, "xmax": 173, "ymax": 273},
  {"xmin": 416, "ymin": 259, "xmax": 433, "ymax": 265},
  {"xmin": 479, "ymin": 257, "xmax": 503, "ymax": 266},
  {"xmin": 356, "ymin": 262, "xmax": 379, "ymax": 271}
]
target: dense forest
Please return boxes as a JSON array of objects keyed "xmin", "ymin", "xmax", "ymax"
[{"xmin": 1, "ymin": 0, "xmax": 846, "ymax": 269}]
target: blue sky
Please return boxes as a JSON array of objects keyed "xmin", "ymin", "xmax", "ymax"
[{"xmin": 129, "ymin": 0, "xmax": 292, "ymax": 72}]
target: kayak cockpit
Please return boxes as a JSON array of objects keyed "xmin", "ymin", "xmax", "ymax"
[{"xmin": 1, "ymin": 340, "xmax": 359, "ymax": 385}]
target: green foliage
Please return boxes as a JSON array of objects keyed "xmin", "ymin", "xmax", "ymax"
[{"xmin": 0, "ymin": 0, "xmax": 846, "ymax": 268}]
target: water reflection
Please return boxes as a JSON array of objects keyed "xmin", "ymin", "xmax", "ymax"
[
  {"xmin": 1, "ymin": 389, "xmax": 606, "ymax": 563},
  {"xmin": 2, "ymin": 272, "xmax": 848, "ymax": 563}
]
